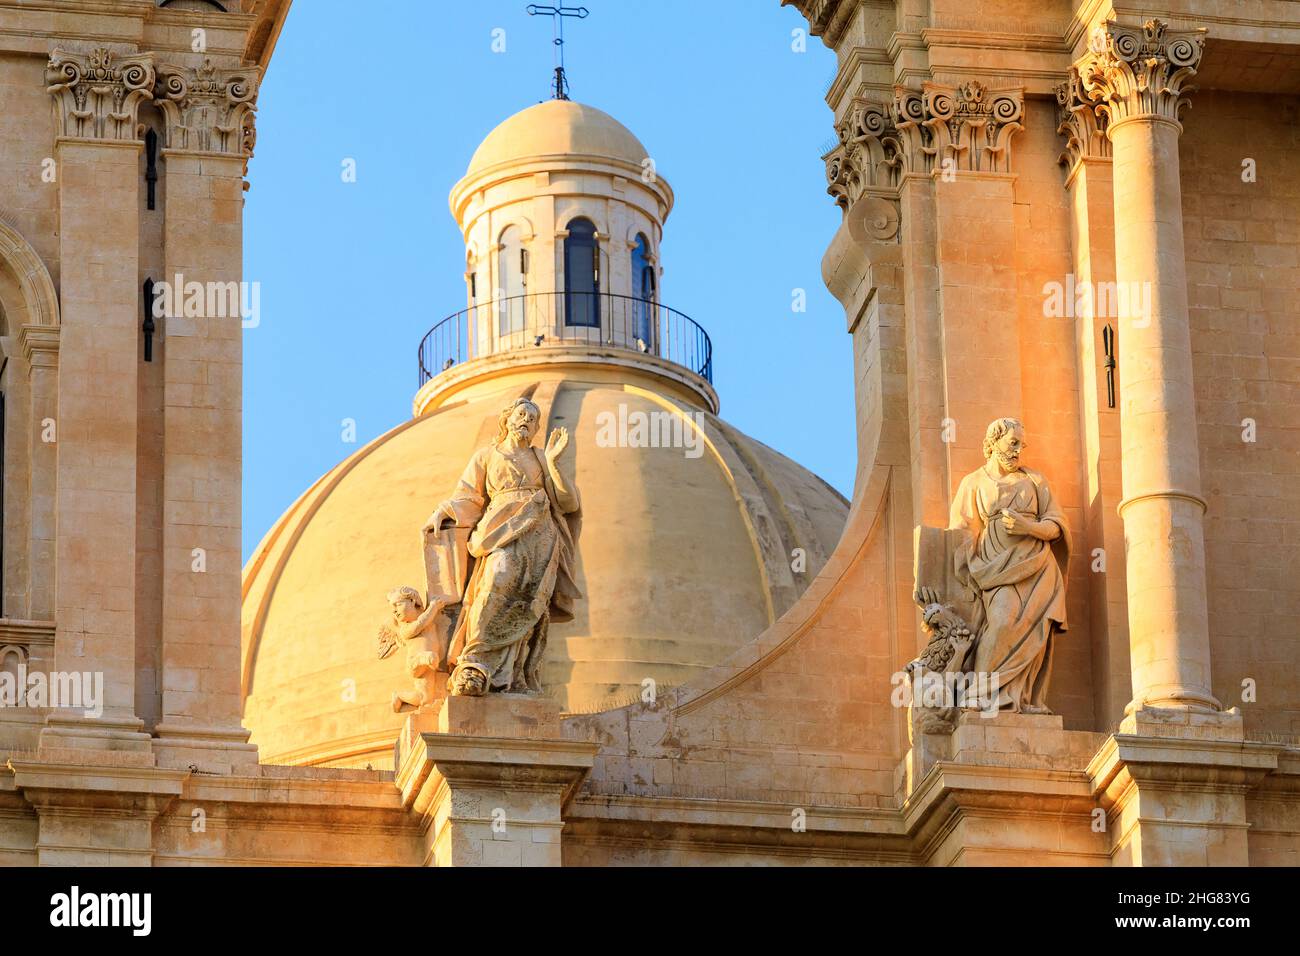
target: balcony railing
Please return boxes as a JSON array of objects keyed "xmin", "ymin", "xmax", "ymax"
[{"xmin": 417, "ymin": 291, "xmax": 713, "ymax": 388}]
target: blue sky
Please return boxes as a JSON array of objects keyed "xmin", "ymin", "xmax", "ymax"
[{"xmin": 241, "ymin": 0, "xmax": 851, "ymax": 560}]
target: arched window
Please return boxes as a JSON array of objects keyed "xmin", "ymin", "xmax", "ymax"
[
  {"xmin": 497, "ymin": 226, "xmax": 527, "ymax": 338},
  {"xmin": 631, "ymin": 233, "xmax": 655, "ymax": 348},
  {"xmin": 564, "ymin": 218, "xmax": 600, "ymax": 329}
]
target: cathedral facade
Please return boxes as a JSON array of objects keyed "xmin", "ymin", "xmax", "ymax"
[{"xmin": 0, "ymin": 0, "xmax": 1297, "ymax": 867}]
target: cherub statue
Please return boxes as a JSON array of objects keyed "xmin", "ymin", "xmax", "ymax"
[{"xmin": 377, "ymin": 585, "xmax": 446, "ymax": 713}]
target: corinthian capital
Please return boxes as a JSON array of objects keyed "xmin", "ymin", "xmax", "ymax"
[
  {"xmin": 46, "ymin": 47, "xmax": 156, "ymax": 142},
  {"xmin": 1055, "ymin": 67, "xmax": 1110, "ymax": 169},
  {"xmin": 1078, "ymin": 19, "xmax": 1206, "ymax": 128},
  {"xmin": 824, "ymin": 97, "xmax": 904, "ymax": 209},
  {"xmin": 155, "ymin": 58, "xmax": 260, "ymax": 157},
  {"xmin": 891, "ymin": 81, "xmax": 1023, "ymax": 175}
]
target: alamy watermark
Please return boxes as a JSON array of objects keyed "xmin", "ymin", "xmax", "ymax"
[
  {"xmin": 151, "ymin": 272, "xmax": 261, "ymax": 328},
  {"xmin": 595, "ymin": 403, "xmax": 705, "ymax": 459},
  {"xmin": 50, "ymin": 886, "xmax": 151, "ymax": 936},
  {"xmin": 890, "ymin": 668, "xmax": 1003, "ymax": 717},
  {"xmin": 0, "ymin": 666, "xmax": 103, "ymax": 718},
  {"xmin": 1042, "ymin": 274, "xmax": 1151, "ymax": 327}
]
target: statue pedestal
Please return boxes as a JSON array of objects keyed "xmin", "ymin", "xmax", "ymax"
[
  {"xmin": 898, "ymin": 711, "xmax": 1113, "ymax": 865},
  {"xmin": 395, "ymin": 695, "xmax": 597, "ymax": 867},
  {"xmin": 898, "ymin": 710, "xmax": 1085, "ymax": 800}
]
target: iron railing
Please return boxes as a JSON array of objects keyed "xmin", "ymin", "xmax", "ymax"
[{"xmin": 418, "ymin": 291, "xmax": 713, "ymax": 387}]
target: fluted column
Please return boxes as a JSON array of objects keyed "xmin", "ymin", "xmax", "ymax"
[{"xmin": 1080, "ymin": 20, "xmax": 1217, "ymax": 713}]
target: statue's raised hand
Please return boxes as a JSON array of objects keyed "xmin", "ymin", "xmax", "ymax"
[{"xmin": 545, "ymin": 426, "xmax": 570, "ymax": 462}]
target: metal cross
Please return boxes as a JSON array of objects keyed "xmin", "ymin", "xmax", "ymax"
[{"xmin": 526, "ymin": 4, "xmax": 589, "ymax": 101}]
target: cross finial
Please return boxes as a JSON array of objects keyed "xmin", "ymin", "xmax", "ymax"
[{"xmin": 526, "ymin": 4, "xmax": 589, "ymax": 101}]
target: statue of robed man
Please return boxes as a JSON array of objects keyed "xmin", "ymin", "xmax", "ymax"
[{"xmin": 422, "ymin": 397, "xmax": 582, "ymax": 697}]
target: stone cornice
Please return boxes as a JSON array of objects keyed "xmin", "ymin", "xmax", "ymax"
[
  {"xmin": 45, "ymin": 46, "xmax": 155, "ymax": 142},
  {"xmin": 16, "ymin": 325, "xmax": 58, "ymax": 368},
  {"xmin": 0, "ymin": 618, "xmax": 55, "ymax": 647},
  {"xmin": 1077, "ymin": 18, "xmax": 1206, "ymax": 131},
  {"xmin": 0, "ymin": 2, "xmax": 256, "ymax": 59},
  {"xmin": 825, "ymin": 45, "xmax": 893, "ymax": 110},
  {"xmin": 780, "ymin": 0, "xmax": 857, "ymax": 48}
]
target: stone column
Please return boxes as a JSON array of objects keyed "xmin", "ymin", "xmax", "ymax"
[
  {"xmin": 41, "ymin": 48, "xmax": 155, "ymax": 750},
  {"xmin": 17, "ymin": 325, "xmax": 59, "ymax": 621},
  {"xmin": 150, "ymin": 58, "xmax": 260, "ymax": 770},
  {"xmin": 1080, "ymin": 20, "xmax": 1217, "ymax": 713}
]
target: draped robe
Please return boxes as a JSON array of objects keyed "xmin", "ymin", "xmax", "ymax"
[
  {"xmin": 433, "ymin": 443, "xmax": 581, "ymax": 693},
  {"xmin": 948, "ymin": 463, "xmax": 1070, "ymax": 712}
]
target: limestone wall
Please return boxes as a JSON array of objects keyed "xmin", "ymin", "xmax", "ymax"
[{"xmin": 1180, "ymin": 90, "xmax": 1300, "ymax": 740}]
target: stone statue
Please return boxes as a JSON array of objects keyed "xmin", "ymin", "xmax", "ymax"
[
  {"xmin": 376, "ymin": 586, "xmax": 442, "ymax": 712},
  {"xmin": 910, "ymin": 417, "xmax": 1070, "ymax": 723},
  {"xmin": 909, "ymin": 418, "xmax": 1071, "ymax": 733},
  {"xmin": 904, "ymin": 600, "xmax": 977, "ymax": 733},
  {"xmin": 422, "ymin": 397, "xmax": 582, "ymax": 697}
]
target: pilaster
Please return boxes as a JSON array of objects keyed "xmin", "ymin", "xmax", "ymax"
[
  {"xmin": 17, "ymin": 325, "xmax": 58, "ymax": 621},
  {"xmin": 44, "ymin": 47, "xmax": 152, "ymax": 750},
  {"xmin": 150, "ymin": 55, "xmax": 261, "ymax": 770},
  {"xmin": 1055, "ymin": 69, "xmax": 1131, "ymax": 731},
  {"xmin": 898, "ymin": 81, "xmax": 1026, "ymax": 490}
]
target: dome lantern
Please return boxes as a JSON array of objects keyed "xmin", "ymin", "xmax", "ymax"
[{"xmin": 417, "ymin": 100, "xmax": 715, "ymax": 416}]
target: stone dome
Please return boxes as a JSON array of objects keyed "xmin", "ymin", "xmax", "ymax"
[
  {"xmin": 240, "ymin": 376, "xmax": 848, "ymax": 768},
  {"xmin": 466, "ymin": 99, "xmax": 650, "ymax": 177}
]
